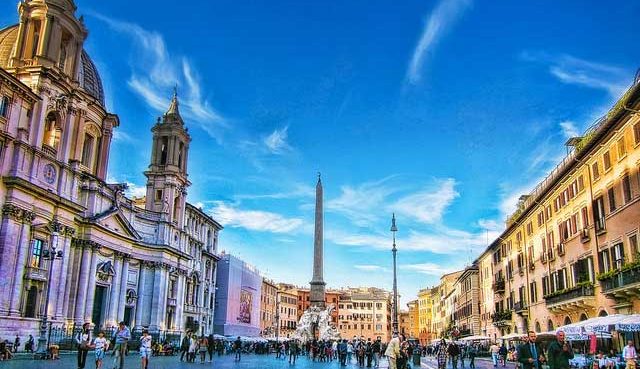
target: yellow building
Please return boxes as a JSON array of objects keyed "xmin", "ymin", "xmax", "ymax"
[
  {"xmin": 337, "ymin": 287, "xmax": 392, "ymax": 341},
  {"xmin": 453, "ymin": 265, "xmax": 481, "ymax": 338},
  {"xmin": 417, "ymin": 288, "xmax": 434, "ymax": 344},
  {"xmin": 407, "ymin": 299, "xmax": 420, "ymax": 339},
  {"xmin": 277, "ymin": 289, "xmax": 298, "ymax": 338},
  {"xmin": 260, "ymin": 279, "xmax": 277, "ymax": 337},
  {"xmin": 477, "ymin": 72, "xmax": 640, "ymax": 338},
  {"xmin": 398, "ymin": 310, "xmax": 410, "ymax": 337}
]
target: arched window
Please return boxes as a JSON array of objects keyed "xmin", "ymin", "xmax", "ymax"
[
  {"xmin": 178, "ymin": 142, "xmax": 184, "ymax": 170},
  {"xmin": 598, "ymin": 310, "xmax": 608, "ymax": 317},
  {"xmin": 547, "ymin": 319, "xmax": 554, "ymax": 332},
  {"xmin": 81, "ymin": 133, "xmax": 95, "ymax": 167},
  {"xmin": 535, "ymin": 321, "xmax": 541, "ymax": 333},
  {"xmin": 159, "ymin": 137, "xmax": 168, "ymax": 165},
  {"xmin": 43, "ymin": 112, "xmax": 62, "ymax": 151},
  {"xmin": 0, "ymin": 96, "xmax": 10, "ymax": 118},
  {"xmin": 564, "ymin": 316, "xmax": 572, "ymax": 325},
  {"xmin": 579, "ymin": 313, "xmax": 588, "ymax": 322}
]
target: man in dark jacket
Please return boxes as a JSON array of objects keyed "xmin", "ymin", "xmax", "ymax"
[
  {"xmin": 518, "ymin": 331, "xmax": 546, "ymax": 369},
  {"xmin": 180, "ymin": 331, "xmax": 190, "ymax": 361},
  {"xmin": 547, "ymin": 331, "xmax": 574, "ymax": 369},
  {"xmin": 338, "ymin": 339, "xmax": 348, "ymax": 366},
  {"xmin": 448, "ymin": 343, "xmax": 461, "ymax": 369}
]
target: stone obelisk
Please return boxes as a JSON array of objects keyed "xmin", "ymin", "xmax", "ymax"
[{"xmin": 309, "ymin": 173, "xmax": 326, "ymax": 308}]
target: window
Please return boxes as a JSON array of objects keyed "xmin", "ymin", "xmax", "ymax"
[
  {"xmin": 603, "ymin": 151, "xmax": 612, "ymax": 171},
  {"xmin": 622, "ymin": 175, "xmax": 632, "ymax": 203},
  {"xmin": 24, "ymin": 286, "xmax": 38, "ymax": 318},
  {"xmin": 542, "ymin": 276, "xmax": 549, "ymax": 296},
  {"xmin": 581, "ymin": 207, "xmax": 589, "ymax": 228},
  {"xmin": 43, "ymin": 113, "xmax": 62, "ymax": 151},
  {"xmin": 545, "ymin": 205, "xmax": 552, "ymax": 221},
  {"xmin": 160, "ymin": 137, "xmax": 168, "ymax": 165},
  {"xmin": 617, "ymin": 137, "xmax": 626, "ymax": 159},
  {"xmin": 634, "ymin": 122, "xmax": 640, "ymax": 146},
  {"xmin": 577, "ymin": 175, "xmax": 585, "ymax": 192},
  {"xmin": 592, "ymin": 162, "xmax": 600, "ymax": 180},
  {"xmin": 608, "ymin": 187, "xmax": 616, "ymax": 212},
  {"xmin": 537, "ymin": 211, "xmax": 544, "ymax": 227},
  {"xmin": 526, "ymin": 221, "xmax": 533, "ymax": 236},
  {"xmin": 593, "ymin": 196, "xmax": 605, "ymax": 232},
  {"xmin": 30, "ymin": 239, "xmax": 44, "ymax": 268},
  {"xmin": 81, "ymin": 133, "xmax": 95, "ymax": 167},
  {"xmin": 529, "ymin": 282, "xmax": 537, "ymax": 303},
  {"xmin": 613, "ymin": 242, "xmax": 625, "ymax": 269},
  {"xmin": 598, "ymin": 248, "xmax": 612, "ymax": 273},
  {"xmin": 0, "ymin": 96, "xmax": 9, "ymax": 118}
]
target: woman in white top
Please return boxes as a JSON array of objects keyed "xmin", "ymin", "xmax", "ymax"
[{"xmin": 76, "ymin": 323, "xmax": 91, "ymax": 369}]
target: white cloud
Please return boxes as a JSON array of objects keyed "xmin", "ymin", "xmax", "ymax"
[
  {"xmin": 264, "ymin": 126, "xmax": 292, "ymax": 154},
  {"xmin": 559, "ymin": 120, "xmax": 580, "ymax": 140},
  {"xmin": 329, "ymin": 225, "xmax": 498, "ymax": 255},
  {"xmin": 92, "ymin": 13, "xmax": 226, "ymax": 139},
  {"xmin": 401, "ymin": 263, "xmax": 457, "ymax": 276},
  {"xmin": 406, "ymin": 0, "xmax": 472, "ymax": 84},
  {"xmin": 326, "ymin": 176, "xmax": 399, "ymax": 226},
  {"xmin": 354, "ymin": 265, "xmax": 386, "ymax": 272},
  {"xmin": 106, "ymin": 175, "xmax": 146, "ymax": 198},
  {"xmin": 392, "ymin": 178, "xmax": 458, "ymax": 224},
  {"xmin": 112, "ymin": 130, "xmax": 136, "ymax": 144},
  {"xmin": 210, "ymin": 201, "xmax": 305, "ymax": 234},
  {"xmin": 522, "ymin": 52, "xmax": 630, "ymax": 97}
]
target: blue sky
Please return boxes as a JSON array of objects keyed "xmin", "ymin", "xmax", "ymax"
[{"xmin": 3, "ymin": 0, "xmax": 639, "ymax": 306}]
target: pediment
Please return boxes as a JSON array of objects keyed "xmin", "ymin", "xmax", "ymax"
[{"xmin": 91, "ymin": 208, "xmax": 141, "ymax": 240}]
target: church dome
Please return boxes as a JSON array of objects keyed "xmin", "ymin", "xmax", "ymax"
[{"xmin": 0, "ymin": 24, "xmax": 105, "ymax": 107}]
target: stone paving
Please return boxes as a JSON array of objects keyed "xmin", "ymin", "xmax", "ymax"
[
  {"xmin": 0, "ymin": 353, "xmax": 398, "ymax": 369},
  {"xmin": 420, "ymin": 356, "xmax": 518, "ymax": 369}
]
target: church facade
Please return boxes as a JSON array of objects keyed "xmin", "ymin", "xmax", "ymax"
[{"xmin": 0, "ymin": 0, "xmax": 221, "ymax": 340}]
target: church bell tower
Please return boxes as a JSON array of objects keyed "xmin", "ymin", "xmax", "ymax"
[{"xmin": 144, "ymin": 90, "xmax": 191, "ymax": 227}]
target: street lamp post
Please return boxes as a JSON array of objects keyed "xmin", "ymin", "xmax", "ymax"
[
  {"xmin": 35, "ymin": 230, "xmax": 63, "ymax": 359},
  {"xmin": 275, "ymin": 292, "xmax": 280, "ymax": 355},
  {"xmin": 391, "ymin": 214, "xmax": 399, "ymax": 335}
]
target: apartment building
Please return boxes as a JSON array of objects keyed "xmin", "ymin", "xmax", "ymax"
[{"xmin": 337, "ymin": 287, "xmax": 393, "ymax": 341}]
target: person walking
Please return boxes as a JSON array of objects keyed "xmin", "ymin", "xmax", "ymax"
[
  {"xmin": 517, "ymin": 331, "xmax": 546, "ymax": 369},
  {"xmin": 289, "ymin": 339, "xmax": 299, "ymax": 364},
  {"xmin": 491, "ymin": 342, "xmax": 500, "ymax": 368},
  {"xmin": 111, "ymin": 321, "xmax": 130, "ymax": 369},
  {"xmin": 372, "ymin": 336, "xmax": 382, "ymax": 368},
  {"xmin": 207, "ymin": 334, "xmax": 215, "ymax": 363},
  {"xmin": 623, "ymin": 340, "xmax": 638, "ymax": 367},
  {"xmin": 234, "ymin": 336, "xmax": 242, "ymax": 361},
  {"xmin": 385, "ymin": 333, "xmax": 401, "ymax": 369},
  {"xmin": 199, "ymin": 335, "xmax": 208, "ymax": 364},
  {"xmin": 76, "ymin": 322, "xmax": 91, "ymax": 369},
  {"xmin": 188, "ymin": 334, "xmax": 198, "ymax": 363},
  {"xmin": 180, "ymin": 331, "xmax": 190, "ymax": 361},
  {"xmin": 547, "ymin": 331, "xmax": 573, "ymax": 369},
  {"xmin": 93, "ymin": 331, "xmax": 108, "ymax": 369},
  {"xmin": 139, "ymin": 330, "xmax": 152, "ymax": 369},
  {"xmin": 468, "ymin": 344, "xmax": 477, "ymax": 369},
  {"xmin": 25, "ymin": 335, "xmax": 34, "ymax": 353},
  {"xmin": 13, "ymin": 335, "xmax": 19, "ymax": 354},
  {"xmin": 499, "ymin": 344, "xmax": 508, "ymax": 367},
  {"xmin": 449, "ymin": 342, "xmax": 461, "ymax": 369},
  {"xmin": 338, "ymin": 339, "xmax": 348, "ymax": 366},
  {"xmin": 366, "ymin": 339, "xmax": 373, "ymax": 368},
  {"xmin": 436, "ymin": 339, "xmax": 448, "ymax": 369},
  {"xmin": 347, "ymin": 341, "xmax": 354, "ymax": 364}
]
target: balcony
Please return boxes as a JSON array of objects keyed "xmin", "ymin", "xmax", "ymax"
[
  {"xmin": 491, "ymin": 310, "xmax": 512, "ymax": 327},
  {"xmin": 543, "ymin": 284, "xmax": 595, "ymax": 312},
  {"xmin": 557, "ymin": 243, "xmax": 565, "ymax": 257},
  {"xmin": 580, "ymin": 228, "xmax": 590, "ymax": 243},
  {"xmin": 595, "ymin": 217, "xmax": 606, "ymax": 235},
  {"xmin": 184, "ymin": 305, "xmax": 201, "ymax": 314},
  {"xmin": 167, "ymin": 298, "xmax": 177, "ymax": 307},
  {"xmin": 513, "ymin": 301, "xmax": 528, "ymax": 315},
  {"xmin": 492, "ymin": 279, "xmax": 505, "ymax": 294},
  {"xmin": 600, "ymin": 263, "xmax": 640, "ymax": 303},
  {"xmin": 25, "ymin": 266, "xmax": 48, "ymax": 281},
  {"xmin": 541, "ymin": 253, "xmax": 548, "ymax": 264}
]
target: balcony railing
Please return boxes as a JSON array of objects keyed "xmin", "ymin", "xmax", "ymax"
[
  {"xmin": 543, "ymin": 285, "xmax": 594, "ymax": 305},
  {"xmin": 541, "ymin": 253, "xmax": 548, "ymax": 264},
  {"xmin": 580, "ymin": 228, "xmax": 590, "ymax": 243},
  {"xmin": 557, "ymin": 243, "xmax": 565, "ymax": 256},
  {"xmin": 600, "ymin": 264, "xmax": 640, "ymax": 292},
  {"xmin": 513, "ymin": 301, "xmax": 528, "ymax": 313},
  {"xmin": 595, "ymin": 217, "xmax": 606, "ymax": 235},
  {"xmin": 25, "ymin": 266, "xmax": 48, "ymax": 281},
  {"xmin": 167, "ymin": 298, "xmax": 177, "ymax": 307},
  {"xmin": 491, "ymin": 310, "xmax": 512, "ymax": 326},
  {"xmin": 493, "ymin": 279, "xmax": 505, "ymax": 294}
]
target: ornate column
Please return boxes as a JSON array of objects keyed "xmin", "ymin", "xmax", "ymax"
[
  {"xmin": 9, "ymin": 210, "xmax": 35, "ymax": 316},
  {"xmin": 56, "ymin": 226, "xmax": 74, "ymax": 319},
  {"xmin": 46, "ymin": 219, "xmax": 63, "ymax": 318},
  {"xmin": 117, "ymin": 255, "xmax": 130, "ymax": 321},
  {"xmin": 134, "ymin": 262, "xmax": 148, "ymax": 330},
  {"xmin": 83, "ymin": 244, "xmax": 101, "ymax": 323},
  {"xmin": 74, "ymin": 242, "xmax": 92, "ymax": 324},
  {"xmin": 150, "ymin": 264, "xmax": 162, "ymax": 331},
  {"xmin": 107, "ymin": 253, "xmax": 123, "ymax": 327},
  {"xmin": 175, "ymin": 271, "xmax": 186, "ymax": 332},
  {"xmin": 0, "ymin": 204, "xmax": 25, "ymax": 315},
  {"xmin": 158, "ymin": 265, "xmax": 169, "ymax": 331}
]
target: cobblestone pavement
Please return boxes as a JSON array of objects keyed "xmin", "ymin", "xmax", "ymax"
[
  {"xmin": 0, "ymin": 353, "xmax": 397, "ymax": 369},
  {"xmin": 420, "ymin": 356, "xmax": 518, "ymax": 369}
]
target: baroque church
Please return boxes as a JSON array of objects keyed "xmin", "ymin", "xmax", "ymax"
[{"xmin": 0, "ymin": 0, "xmax": 221, "ymax": 339}]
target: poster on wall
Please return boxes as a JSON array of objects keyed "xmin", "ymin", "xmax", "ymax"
[{"xmin": 238, "ymin": 289, "xmax": 252, "ymax": 324}]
